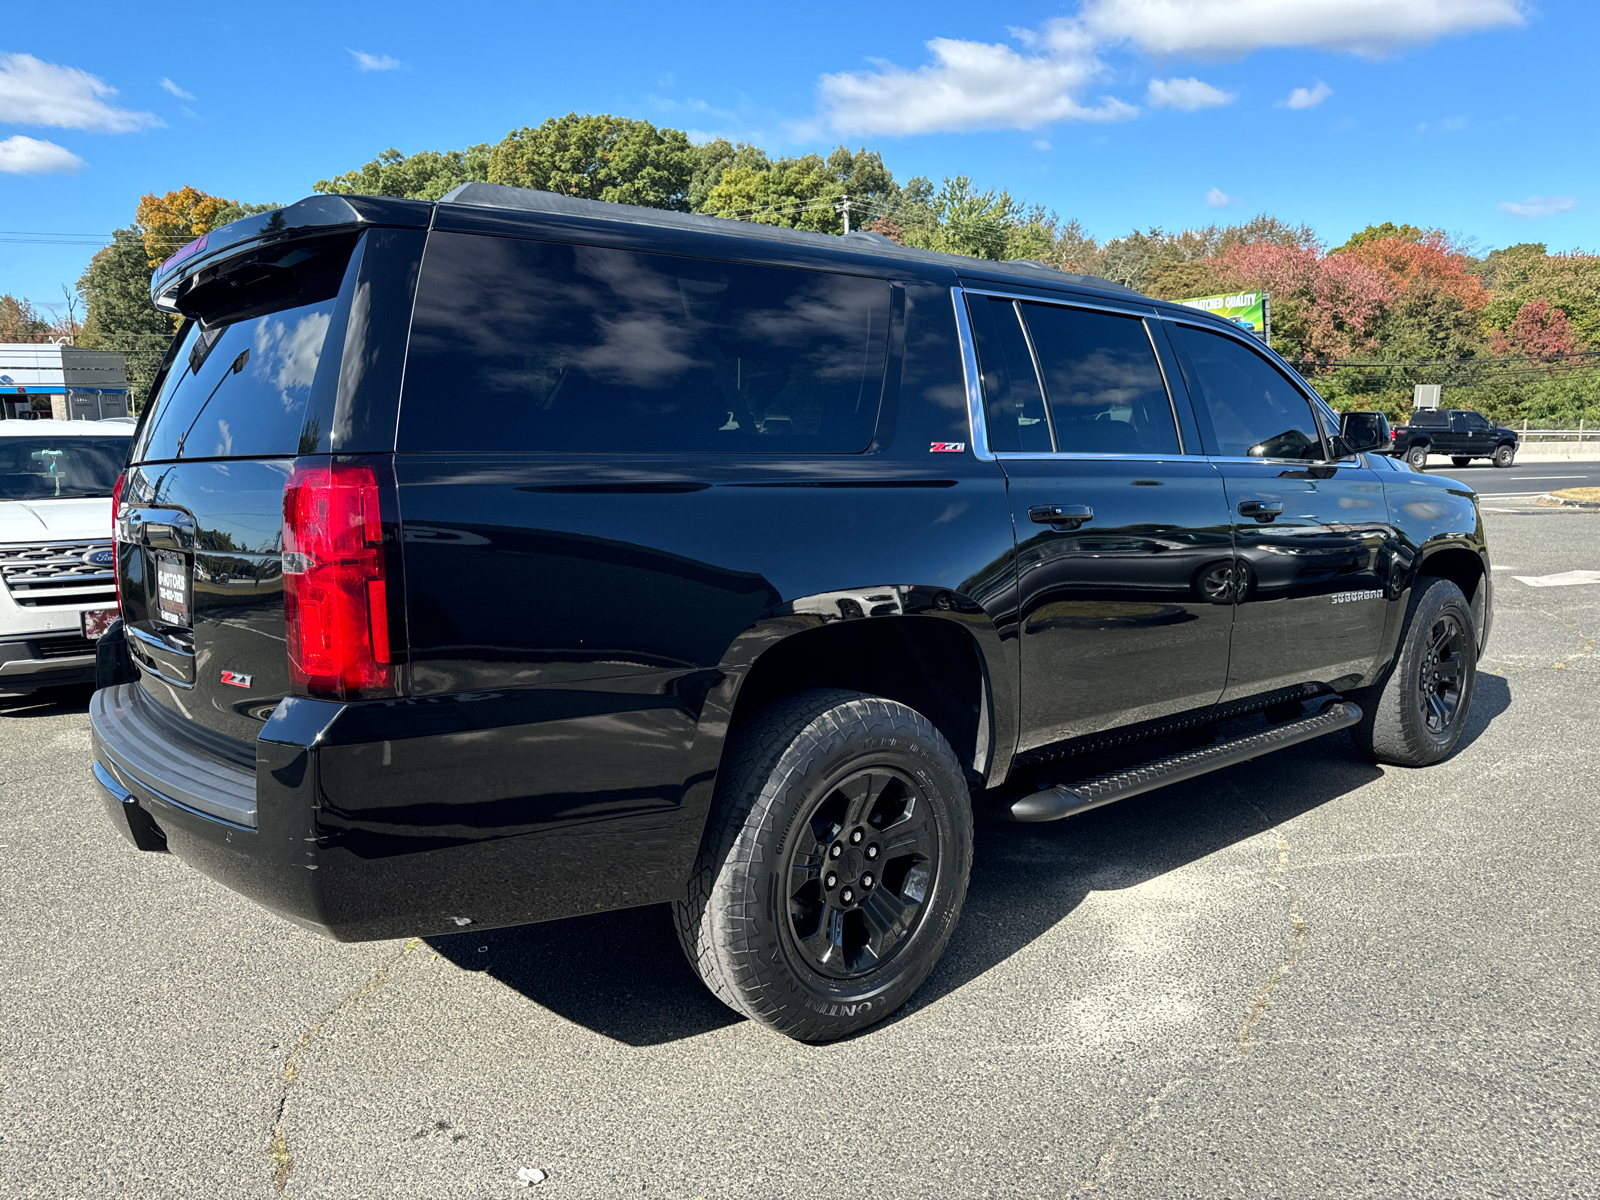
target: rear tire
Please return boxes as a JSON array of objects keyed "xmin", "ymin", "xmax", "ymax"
[
  {"xmin": 1492, "ymin": 443, "xmax": 1516, "ymax": 468},
  {"xmin": 1451, "ymin": 456, "xmax": 1472, "ymax": 468},
  {"xmin": 1349, "ymin": 577, "xmax": 1476, "ymax": 767},
  {"xmin": 1406, "ymin": 444, "xmax": 1429, "ymax": 470},
  {"xmin": 674, "ymin": 689, "xmax": 973, "ymax": 1042}
]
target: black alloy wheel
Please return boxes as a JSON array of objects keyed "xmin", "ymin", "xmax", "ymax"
[
  {"xmin": 1406, "ymin": 444, "xmax": 1429, "ymax": 470},
  {"xmin": 1348, "ymin": 575, "xmax": 1477, "ymax": 767},
  {"xmin": 674, "ymin": 689, "xmax": 973, "ymax": 1042},
  {"xmin": 786, "ymin": 767, "xmax": 937, "ymax": 978},
  {"xmin": 1492, "ymin": 443, "xmax": 1517, "ymax": 468},
  {"xmin": 1417, "ymin": 611, "xmax": 1468, "ymax": 737}
]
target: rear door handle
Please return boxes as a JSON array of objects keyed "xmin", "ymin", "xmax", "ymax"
[
  {"xmin": 1029, "ymin": 504, "xmax": 1094, "ymax": 529},
  {"xmin": 1238, "ymin": 500, "xmax": 1284, "ymax": 522}
]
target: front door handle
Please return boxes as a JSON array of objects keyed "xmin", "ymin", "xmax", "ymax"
[
  {"xmin": 1030, "ymin": 504, "xmax": 1094, "ymax": 529},
  {"xmin": 1238, "ymin": 500, "xmax": 1284, "ymax": 523}
]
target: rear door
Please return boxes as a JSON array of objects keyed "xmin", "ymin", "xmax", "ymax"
[
  {"xmin": 1162, "ymin": 320, "xmax": 1396, "ymax": 701},
  {"xmin": 963, "ymin": 289, "xmax": 1234, "ymax": 750},
  {"xmin": 118, "ymin": 228, "xmax": 423, "ymax": 746}
]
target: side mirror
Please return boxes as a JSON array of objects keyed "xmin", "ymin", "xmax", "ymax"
[{"xmin": 1334, "ymin": 411, "xmax": 1390, "ymax": 456}]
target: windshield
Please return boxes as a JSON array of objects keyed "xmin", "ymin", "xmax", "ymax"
[{"xmin": 0, "ymin": 435, "xmax": 131, "ymax": 501}]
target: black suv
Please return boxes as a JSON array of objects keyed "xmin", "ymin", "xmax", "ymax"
[{"xmin": 90, "ymin": 187, "xmax": 1492, "ymax": 1041}]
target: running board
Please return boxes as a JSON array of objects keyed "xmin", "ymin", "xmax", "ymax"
[{"xmin": 1003, "ymin": 700, "xmax": 1363, "ymax": 823}]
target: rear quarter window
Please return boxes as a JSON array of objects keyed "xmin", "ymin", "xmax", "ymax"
[{"xmin": 399, "ymin": 232, "xmax": 891, "ymax": 454}]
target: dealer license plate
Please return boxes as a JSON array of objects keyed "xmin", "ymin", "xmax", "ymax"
[{"xmin": 155, "ymin": 551, "xmax": 191, "ymax": 628}]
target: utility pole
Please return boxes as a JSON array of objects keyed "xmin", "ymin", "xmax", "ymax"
[{"xmin": 835, "ymin": 193, "xmax": 852, "ymax": 234}]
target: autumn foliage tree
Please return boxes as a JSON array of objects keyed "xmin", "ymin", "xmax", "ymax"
[
  {"xmin": 133, "ymin": 186, "xmax": 238, "ymax": 269},
  {"xmin": 1491, "ymin": 299, "xmax": 1579, "ymax": 358}
]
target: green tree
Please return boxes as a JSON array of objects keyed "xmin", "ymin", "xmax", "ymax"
[
  {"xmin": 315, "ymin": 145, "xmax": 491, "ymax": 201},
  {"xmin": 76, "ymin": 230, "xmax": 174, "ymax": 410},
  {"xmin": 1334, "ymin": 222, "xmax": 1425, "ymax": 254},
  {"xmin": 897, "ymin": 176, "xmax": 1021, "ymax": 261},
  {"xmin": 209, "ymin": 200, "xmax": 281, "ymax": 228},
  {"xmin": 488, "ymin": 113, "xmax": 695, "ymax": 210},
  {"xmin": 687, "ymin": 138, "xmax": 770, "ymax": 212}
]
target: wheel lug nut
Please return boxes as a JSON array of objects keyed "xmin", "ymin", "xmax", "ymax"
[
  {"xmin": 862, "ymin": 873, "xmax": 874, "ymax": 889},
  {"xmin": 866, "ymin": 845, "xmax": 879, "ymax": 860},
  {"xmin": 841, "ymin": 887, "xmax": 854, "ymax": 904},
  {"xmin": 825, "ymin": 871, "xmax": 838, "ymax": 889},
  {"xmin": 830, "ymin": 844, "xmax": 843, "ymax": 859},
  {"xmin": 850, "ymin": 829, "xmax": 863, "ymax": 845}
]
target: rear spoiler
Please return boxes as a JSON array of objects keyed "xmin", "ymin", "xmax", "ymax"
[{"xmin": 150, "ymin": 194, "xmax": 433, "ymax": 315}]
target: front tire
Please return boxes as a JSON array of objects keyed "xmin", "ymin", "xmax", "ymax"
[
  {"xmin": 1492, "ymin": 443, "xmax": 1516, "ymax": 468},
  {"xmin": 1406, "ymin": 443, "xmax": 1429, "ymax": 470},
  {"xmin": 1349, "ymin": 577, "xmax": 1477, "ymax": 767},
  {"xmin": 675, "ymin": 689, "xmax": 974, "ymax": 1042}
]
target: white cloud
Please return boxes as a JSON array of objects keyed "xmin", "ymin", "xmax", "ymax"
[
  {"xmin": 1147, "ymin": 77, "xmax": 1235, "ymax": 110},
  {"xmin": 1033, "ymin": 138, "xmax": 1052, "ymax": 150},
  {"xmin": 1079, "ymin": 0, "xmax": 1525, "ymax": 57},
  {"xmin": 1499, "ymin": 195, "xmax": 1577, "ymax": 219},
  {"xmin": 818, "ymin": 35, "xmax": 1135, "ymax": 135},
  {"xmin": 0, "ymin": 52, "xmax": 160, "ymax": 132},
  {"xmin": 348, "ymin": 49, "xmax": 401, "ymax": 72},
  {"xmin": 159, "ymin": 77, "xmax": 195, "ymax": 100},
  {"xmin": 0, "ymin": 134, "xmax": 84, "ymax": 174},
  {"xmin": 1206, "ymin": 187, "xmax": 1231, "ymax": 208},
  {"xmin": 1285, "ymin": 81, "xmax": 1334, "ymax": 109}
]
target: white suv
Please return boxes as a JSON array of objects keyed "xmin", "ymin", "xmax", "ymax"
[{"xmin": 1, "ymin": 419, "xmax": 131, "ymax": 696}]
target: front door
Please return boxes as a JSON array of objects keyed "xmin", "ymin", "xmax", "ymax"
[
  {"xmin": 965, "ymin": 292, "xmax": 1234, "ymax": 752},
  {"xmin": 1163, "ymin": 321, "xmax": 1396, "ymax": 702}
]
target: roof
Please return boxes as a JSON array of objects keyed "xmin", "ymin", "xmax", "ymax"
[
  {"xmin": 437, "ymin": 182, "xmax": 1138, "ymax": 297},
  {"xmin": 0, "ymin": 419, "xmax": 133, "ymax": 437}
]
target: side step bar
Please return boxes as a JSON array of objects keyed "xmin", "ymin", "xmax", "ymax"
[{"xmin": 1004, "ymin": 700, "xmax": 1363, "ymax": 823}]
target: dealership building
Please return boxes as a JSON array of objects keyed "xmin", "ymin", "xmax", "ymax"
[{"xmin": 0, "ymin": 344, "xmax": 130, "ymax": 421}]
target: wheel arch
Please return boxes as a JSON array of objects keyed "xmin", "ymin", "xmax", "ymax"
[
  {"xmin": 688, "ymin": 587, "xmax": 1015, "ymax": 814},
  {"xmin": 1415, "ymin": 544, "xmax": 1490, "ymax": 650}
]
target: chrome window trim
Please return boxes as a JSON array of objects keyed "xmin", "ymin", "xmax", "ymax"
[
  {"xmin": 1009, "ymin": 299, "xmax": 1060, "ymax": 452},
  {"xmin": 953, "ymin": 284, "xmax": 1186, "ymax": 462},
  {"xmin": 950, "ymin": 287, "xmax": 995, "ymax": 461},
  {"xmin": 995, "ymin": 451, "xmax": 1195, "ymax": 463}
]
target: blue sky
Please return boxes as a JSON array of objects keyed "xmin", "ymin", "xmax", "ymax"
[{"xmin": 3, "ymin": 0, "xmax": 1595, "ymax": 319}]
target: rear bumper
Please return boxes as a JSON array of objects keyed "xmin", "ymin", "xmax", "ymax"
[{"xmin": 88, "ymin": 681, "xmax": 699, "ymax": 942}]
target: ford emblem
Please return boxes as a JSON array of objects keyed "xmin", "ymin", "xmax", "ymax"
[{"xmin": 85, "ymin": 548, "xmax": 116, "ymax": 568}]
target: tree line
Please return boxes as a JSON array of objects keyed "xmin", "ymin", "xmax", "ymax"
[{"xmin": 10, "ymin": 111, "xmax": 1598, "ymax": 424}]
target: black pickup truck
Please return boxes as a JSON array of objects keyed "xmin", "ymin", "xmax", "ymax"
[
  {"xmin": 1387, "ymin": 408, "xmax": 1520, "ymax": 469},
  {"xmin": 89, "ymin": 187, "xmax": 1492, "ymax": 1041}
]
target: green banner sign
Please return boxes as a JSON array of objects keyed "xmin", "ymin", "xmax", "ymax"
[{"xmin": 1179, "ymin": 291, "xmax": 1269, "ymax": 338}]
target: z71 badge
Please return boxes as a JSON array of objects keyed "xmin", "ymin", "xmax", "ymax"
[
  {"xmin": 929, "ymin": 441, "xmax": 966, "ymax": 453},
  {"xmin": 219, "ymin": 671, "xmax": 253, "ymax": 689}
]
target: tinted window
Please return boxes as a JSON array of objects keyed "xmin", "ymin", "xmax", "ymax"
[
  {"xmin": 967, "ymin": 295, "xmax": 1050, "ymax": 453},
  {"xmin": 0, "ymin": 435, "xmax": 130, "ymax": 500},
  {"xmin": 135, "ymin": 304, "xmax": 338, "ymax": 462},
  {"xmin": 132, "ymin": 236, "xmax": 357, "ymax": 464},
  {"xmin": 400, "ymin": 233, "xmax": 890, "ymax": 454},
  {"xmin": 1410, "ymin": 411, "xmax": 1447, "ymax": 427},
  {"xmin": 1464, "ymin": 412, "xmax": 1489, "ymax": 429},
  {"xmin": 1020, "ymin": 304, "xmax": 1179, "ymax": 456},
  {"xmin": 1173, "ymin": 325, "xmax": 1324, "ymax": 460}
]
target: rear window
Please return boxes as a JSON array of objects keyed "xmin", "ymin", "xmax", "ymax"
[
  {"xmin": 1409, "ymin": 411, "xmax": 1447, "ymax": 427},
  {"xmin": 0, "ymin": 435, "xmax": 129, "ymax": 500},
  {"xmin": 132, "ymin": 238, "xmax": 357, "ymax": 464},
  {"xmin": 399, "ymin": 232, "xmax": 891, "ymax": 454}
]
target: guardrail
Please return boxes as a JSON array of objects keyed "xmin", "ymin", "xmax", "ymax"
[{"xmin": 1518, "ymin": 424, "xmax": 1593, "ymax": 441}]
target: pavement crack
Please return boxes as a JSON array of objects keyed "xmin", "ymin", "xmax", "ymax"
[
  {"xmin": 268, "ymin": 937, "xmax": 423, "ymax": 1195},
  {"xmin": 1078, "ymin": 810, "xmax": 1310, "ymax": 1192}
]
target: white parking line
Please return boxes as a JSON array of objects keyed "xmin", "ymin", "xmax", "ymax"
[{"xmin": 1513, "ymin": 570, "xmax": 1600, "ymax": 588}]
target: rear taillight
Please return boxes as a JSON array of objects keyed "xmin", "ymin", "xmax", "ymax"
[
  {"xmin": 281, "ymin": 459, "xmax": 401, "ymax": 701},
  {"xmin": 111, "ymin": 471, "xmax": 126, "ymax": 613}
]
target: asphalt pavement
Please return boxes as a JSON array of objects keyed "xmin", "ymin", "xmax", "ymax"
[
  {"xmin": 2, "ymin": 508, "xmax": 1596, "ymax": 1200},
  {"xmin": 1422, "ymin": 457, "xmax": 1600, "ymax": 497}
]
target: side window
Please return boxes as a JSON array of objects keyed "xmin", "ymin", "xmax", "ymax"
[
  {"xmin": 1465, "ymin": 412, "xmax": 1489, "ymax": 430},
  {"xmin": 1020, "ymin": 303, "xmax": 1180, "ymax": 456},
  {"xmin": 1172, "ymin": 325, "xmax": 1325, "ymax": 461},
  {"xmin": 966, "ymin": 295, "xmax": 1050, "ymax": 453},
  {"xmin": 399, "ymin": 233, "xmax": 889, "ymax": 454}
]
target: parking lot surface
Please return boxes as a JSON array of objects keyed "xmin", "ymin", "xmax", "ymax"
[{"xmin": 3, "ymin": 508, "xmax": 1596, "ymax": 1200}]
